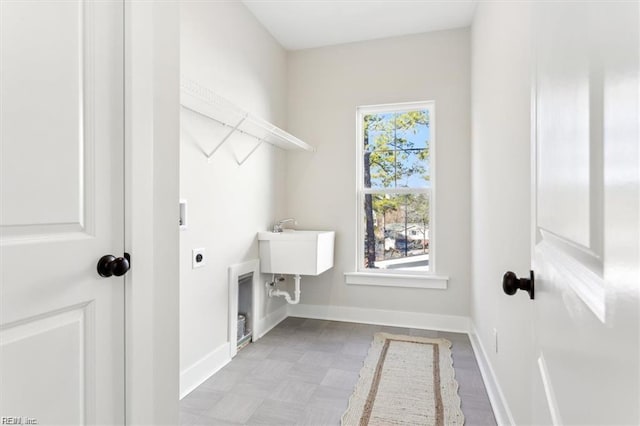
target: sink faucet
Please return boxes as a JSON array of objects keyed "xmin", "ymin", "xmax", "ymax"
[{"xmin": 273, "ymin": 218, "xmax": 296, "ymax": 233}]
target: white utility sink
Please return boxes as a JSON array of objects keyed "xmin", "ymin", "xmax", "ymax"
[{"xmin": 258, "ymin": 230, "xmax": 335, "ymax": 276}]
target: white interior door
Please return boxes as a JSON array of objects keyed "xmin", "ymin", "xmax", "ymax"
[
  {"xmin": 531, "ymin": 2, "xmax": 639, "ymax": 424},
  {"xmin": 0, "ymin": 1, "xmax": 125, "ymax": 424}
]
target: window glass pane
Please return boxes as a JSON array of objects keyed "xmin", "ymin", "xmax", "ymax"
[
  {"xmin": 363, "ymin": 109, "xmax": 430, "ymax": 189},
  {"xmin": 368, "ymin": 149, "xmax": 394, "ymax": 188},
  {"xmin": 363, "ymin": 193, "xmax": 430, "ymax": 272},
  {"xmin": 397, "ymin": 150, "xmax": 431, "ymax": 188}
]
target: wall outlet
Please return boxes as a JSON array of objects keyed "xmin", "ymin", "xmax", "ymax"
[
  {"xmin": 192, "ymin": 248, "xmax": 206, "ymax": 269},
  {"xmin": 493, "ymin": 328, "xmax": 498, "ymax": 353}
]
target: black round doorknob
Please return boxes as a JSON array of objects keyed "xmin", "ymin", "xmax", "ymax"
[
  {"xmin": 97, "ymin": 254, "xmax": 130, "ymax": 277},
  {"xmin": 502, "ymin": 270, "xmax": 534, "ymax": 299}
]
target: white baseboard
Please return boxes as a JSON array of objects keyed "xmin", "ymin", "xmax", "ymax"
[
  {"xmin": 180, "ymin": 304, "xmax": 286, "ymax": 399},
  {"xmin": 254, "ymin": 303, "xmax": 288, "ymax": 340},
  {"xmin": 468, "ymin": 323, "xmax": 515, "ymax": 426},
  {"xmin": 179, "ymin": 342, "xmax": 231, "ymax": 399},
  {"xmin": 288, "ymin": 303, "xmax": 470, "ymax": 333}
]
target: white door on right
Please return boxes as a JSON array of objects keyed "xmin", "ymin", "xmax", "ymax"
[{"xmin": 532, "ymin": 2, "xmax": 639, "ymax": 425}]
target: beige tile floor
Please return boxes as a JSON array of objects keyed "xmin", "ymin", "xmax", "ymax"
[{"xmin": 180, "ymin": 317, "xmax": 497, "ymax": 426}]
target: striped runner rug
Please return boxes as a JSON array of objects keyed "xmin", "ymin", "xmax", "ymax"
[{"xmin": 342, "ymin": 333, "xmax": 464, "ymax": 426}]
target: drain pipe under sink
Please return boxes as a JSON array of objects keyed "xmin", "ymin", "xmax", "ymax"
[{"xmin": 267, "ymin": 274, "xmax": 301, "ymax": 305}]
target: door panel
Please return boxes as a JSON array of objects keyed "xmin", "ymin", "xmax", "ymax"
[
  {"xmin": 0, "ymin": 1, "xmax": 125, "ymax": 424},
  {"xmin": 1, "ymin": 306, "xmax": 91, "ymax": 424},
  {"xmin": 534, "ymin": 1, "xmax": 605, "ymax": 319},
  {"xmin": 536, "ymin": 3, "xmax": 591, "ymax": 249},
  {"xmin": 532, "ymin": 2, "xmax": 639, "ymax": 424},
  {"xmin": 1, "ymin": 0, "xmax": 91, "ymax": 235}
]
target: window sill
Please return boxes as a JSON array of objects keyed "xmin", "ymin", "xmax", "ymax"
[{"xmin": 344, "ymin": 272, "xmax": 448, "ymax": 289}]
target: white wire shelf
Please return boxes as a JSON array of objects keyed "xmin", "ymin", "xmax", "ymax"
[{"xmin": 180, "ymin": 77, "xmax": 315, "ymax": 164}]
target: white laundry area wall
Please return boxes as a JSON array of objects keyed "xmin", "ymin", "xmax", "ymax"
[{"xmin": 179, "ymin": 0, "xmax": 289, "ymax": 395}]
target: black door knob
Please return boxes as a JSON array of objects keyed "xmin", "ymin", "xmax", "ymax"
[
  {"xmin": 97, "ymin": 253, "xmax": 130, "ymax": 277},
  {"xmin": 502, "ymin": 270, "xmax": 534, "ymax": 299}
]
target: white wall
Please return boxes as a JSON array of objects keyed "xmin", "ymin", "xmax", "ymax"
[
  {"xmin": 470, "ymin": 2, "xmax": 533, "ymax": 424},
  {"xmin": 125, "ymin": 1, "xmax": 180, "ymax": 423},
  {"xmin": 286, "ymin": 29, "xmax": 471, "ymax": 320},
  {"xmin": 180, "ymin": 1, "xmax": 288, "ymax": 382}
]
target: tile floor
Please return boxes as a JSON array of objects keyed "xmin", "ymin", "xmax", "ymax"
[{"xmin": 180, "ymin": 317, "xmax": 497, "ymax": 426}]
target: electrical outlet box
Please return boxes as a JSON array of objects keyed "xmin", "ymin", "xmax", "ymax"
[
  {"xmin": 493, "ymin": 328, "xmax": 498, "ymax": 353},
  {"xmin": 192, "ymin": 248, "xmax": 206, "ymax": 269},
  {"xmin": 179, "ymin": 200, "xmax": 188, "ymax": 230}
]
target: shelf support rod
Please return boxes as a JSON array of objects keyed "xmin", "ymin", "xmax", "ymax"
[
  {"xmin": 237, "ymin": 138, "xmax": 265, "ymax": 166},
  {"xmin": 206, "ymin": 114, "xmax": 248, "ymax": 161}
]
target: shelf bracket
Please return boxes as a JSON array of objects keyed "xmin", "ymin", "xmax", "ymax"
[
  {"xmin": 237, "ymin": 138, "xmax": 265, "ymax": 166},
  {"xmin": 206, "ymin": 114, "xmax": 248, "ymax": 162},
  {"xmin": 181, "ymin": 78, "xmax": 316, "ymax": 159}
]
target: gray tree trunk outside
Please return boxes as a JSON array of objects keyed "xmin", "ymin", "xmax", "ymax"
[{"xmin": 364, "ymin": 151, "xmax": 376, "ymax": 268}]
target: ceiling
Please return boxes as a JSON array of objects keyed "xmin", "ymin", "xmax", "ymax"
[{"xmin": 242, "ymin": 0, "xmax": 477, "ymax": 51}]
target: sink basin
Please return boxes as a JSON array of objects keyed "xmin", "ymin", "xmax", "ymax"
[{"xmin": 258, "ymin": 230, "xmax": 335, "ymax": 276}]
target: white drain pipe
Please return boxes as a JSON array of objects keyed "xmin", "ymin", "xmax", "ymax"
[{"xmin": 267, "ymin": 274, "xmax": 301, "ymax": 305}]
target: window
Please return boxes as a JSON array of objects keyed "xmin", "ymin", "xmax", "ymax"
[{"xmin": 356, "ymin": 102, "xmax": 435, "ymax": 275}]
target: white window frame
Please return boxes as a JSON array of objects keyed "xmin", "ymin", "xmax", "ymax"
[{"xmin": 346, "ymin": 101, "xmax": 448, "ymax": 289}]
